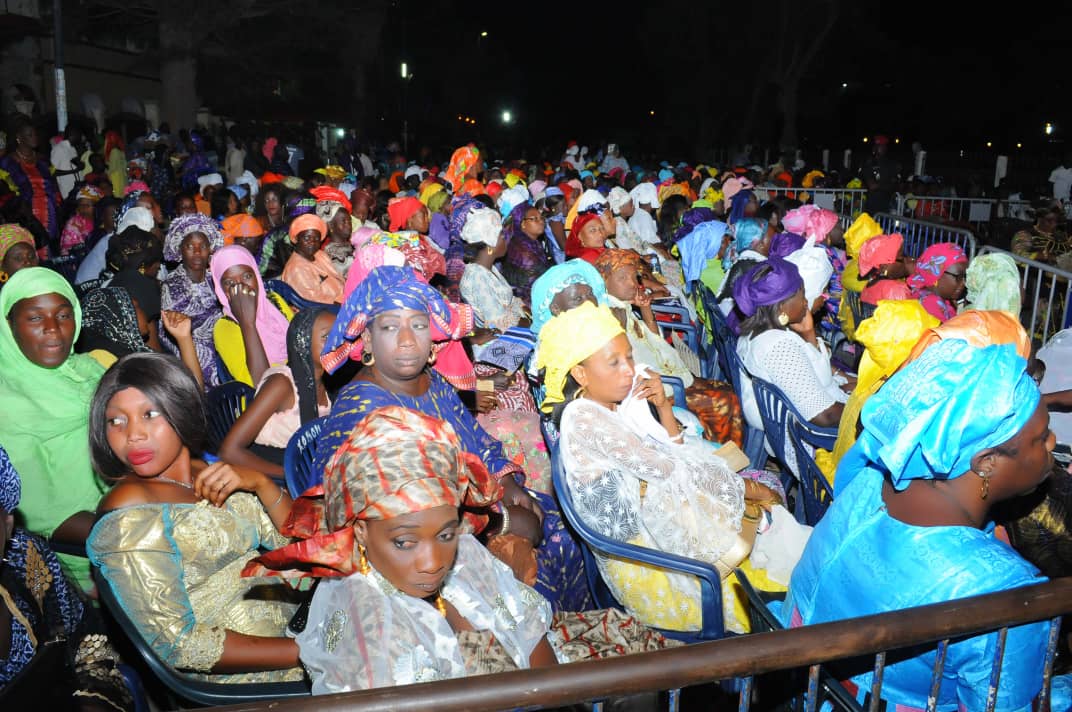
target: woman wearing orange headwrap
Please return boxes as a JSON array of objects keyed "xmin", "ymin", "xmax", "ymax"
[
  {"xmin": 444, "ymin": 145, "xmax": 482, "ymax": 193},
  {"xmin": 221, "ymin": 213, "xmax": 266, "ymax": 256},
  {"xmin": 280, "ymin": 214, "xmax": 344, "ymax": 304}
]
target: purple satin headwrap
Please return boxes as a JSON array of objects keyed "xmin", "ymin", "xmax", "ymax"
[
  {"xmin": 732, "ymin": 257, "xmax": 804, "ymax": 317},
  {"xmin": 768, "ymin": 232, "xmax": 807, "ymax": 260},
  {"xmin": 673, "ymin": 207, "xmax": 718, "ymax": 242}
]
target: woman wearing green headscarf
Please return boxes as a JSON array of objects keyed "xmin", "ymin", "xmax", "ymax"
[{"xmin": 0, "ymin": 267, "xmax": 107, "ymax": 592}]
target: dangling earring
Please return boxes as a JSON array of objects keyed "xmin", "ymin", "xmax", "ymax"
[
  {"xmin": 435, "ymin": 595, "xmax": 448, "ymax": 617},
  {"xmin": 427, "ymin": 347, "xmax": 437, "ymax": 365},
  {"xmin": 777, "ymin": 312, "xmax": 790, "ymax": 326},
  {"xmin": 978, "ymin": 471, "xmax": 991, "ymax": 500},
  {"xmin": 358, "ymin": 545, "xmax": 370, "ymax": 575},
  {"xmin": 573, "ymin": 385, "xmax": 587, "ymax": 400},
  {"xmin": 361, "ymin": 350, "xmax": 375, "ymax": 366},
  {"xmin": 486, "ymin": 245, "xmax": 495, "ymax": 255},
  {"xmin": 0, "ymin": 271, "xmax": 8, "ymax": 284}
]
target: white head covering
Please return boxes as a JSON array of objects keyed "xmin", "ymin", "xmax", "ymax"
[
  {"xmin": 629, "ymin": 182, "xmax": 660, "ymax": 209},
  {"xmin": 197, "ymin": 172, "xmax": 224, "ymax": 195},
  {"xmin": 338, "ymin": 181, "xmax": 356, "ymax": 197},
  {"xmin": 404, "ymin": 165, "xmax": 423, "ymax": 181},
  {"xmin": 497, "ymin": 185, "xmax": 530, "ymax": 218},
  {"xmin": 117, "ymin": 206, "xmax": 155, "ymax": 234},
  {"xmin": 785, "ymin": 238, "xmax": 834, "ymax": 306},
  {"xmin": 566, "ymin": 145, "xmax": 579, "ymax": 157},
  {"xmin": 576, "ymin": 189, "xmax": 607, "ymax": 213},
  {"xmin": 461, "ymin": 207, "xmax": 502, "ymax": 247},
  {"xmin": 236, "ymin": 170, "xmax": 259, "ymax": 198},
  {"xmin": 699, "ymin": 177, "xmax": 717, "ymax": 197},
  {"xmin": 607, "ymin": 187, "xmax": 632, "ymax": 214}
]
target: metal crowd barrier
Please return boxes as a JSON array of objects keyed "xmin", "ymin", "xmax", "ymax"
[
  {"xmin": 875, "ymin": 212, "xmax": 977, "ymax": 259},
  {"xmin": 795, "ymin": 187, "xmax": 870, "ymax": 218},
  {"xmin": 979, "ymin": 246, "xmax": 1072, "ymax": 344},
  {"xmin": 216, "ymin": 578, "xmax": 1072, "ymax": 712},
  {"xmin": 893, "ymin": 194, "xmax": 1033, "ymax": 226}
]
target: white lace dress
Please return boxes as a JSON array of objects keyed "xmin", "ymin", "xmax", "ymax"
[{"xmin": 559, "ymin": 398, "xmax": 748, "ymax": 631}]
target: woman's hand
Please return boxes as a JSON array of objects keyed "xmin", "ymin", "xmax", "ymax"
[
  {"xmin": 468, "ymin": 327, "xmax": 499, "ymax": 345},
  {"xmin": 500, "ymin": 475, "xmax": 544, "ymax": 523},
  {"xmin": 743, "ymin": 479, "xmax": 782, "ymax": 508},
  {"xmin": 633, "ymin": 284, "xmax": 652, "ymax": 308},
  {"xmin": 193, "ymin": 462, "xmax": 267, "ymax": 507},
  {"xmin": 227, "ymin": 282, "xmax": 259, "ymax": 325},
  {"xmin": 632, "ymin": 370, "xmax": 669, "ymax": 409},
  {"xmin": 161, "ymin": 310, "xmax": 193, "ymax": 342},
  {"xmin": 475, "ymin": 389, "xmax": 498, "ymax": 414}
]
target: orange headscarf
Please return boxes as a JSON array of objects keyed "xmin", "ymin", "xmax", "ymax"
[
  {"xmin": 444, "ymin": 144, "xmax": 481, "ymax": 192},
  {"xmin": 220, "ymin": 214, "xmax": 264, "ymax": 245},
  {"xmin": 905, "ymin": 309, "xmax": 1031, "ymax": 364}
]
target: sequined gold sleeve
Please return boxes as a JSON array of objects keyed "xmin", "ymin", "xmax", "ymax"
[{"xmin": 87, "ymin": 507, "xmax": 226, "ymax": 672}]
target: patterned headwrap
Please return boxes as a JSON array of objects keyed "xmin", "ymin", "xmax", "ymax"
[
  {"xmin": 529, "ymin": 259, "xmax": 608, "ymax": 335},
  {"xmin": 460, "ymin": 207, "xmax": 502, "ymax": 247},
  {"xmin": 768, "ymin": 232, "xmax": 807, "ymax": 260},
  {"xmin": 75, "ymin": 184, "xmax": 105, "ymax": 204},
  {"xmin": 321, "ymin": 265, "xmax": 460, "ymax": 375},
  {"xmin": 966, "ymin": 252, "xmax": 1021, "ymax": 315},
  {"xmin": 906, "ymin": 242, "xmax": 968, "ymax": 292},
  {"xmin": 79, "ymin": 286, "xmax": 151, "ymax": 357},
  {"xmin": 387, "ymin": 196, "xmax": 425, "ymax": 232},
  {"xmin": 844, "ymin": 213, "xmax": 883, "ymax": 258},
  {"xmin": 536, "ymin": 302, "xmax": 626, "ymax": 413},
  {"xmin": 732, "ymin": 257, "xmax": 804, "ymax": 317},
  {"xmin": 288, "ymin": 213, "xmax": 328, "ymax": 243},
  {"xmin": 164, "ymin": 213, "xmax": 224, "ymax": 262},
  {"xmin": 311, "ymin": 188, "xmax": 351, "ymax": 225},
  {"xmin": 594, "ymin": 248, "xmax": 647, "ymax": 283},
  {"xmin": 0, "ymin": 445, "xmax": 20, "ymax": 513},
  {"xmin": 242, "ymin": 406, "xmax": 501, "ymax": 579},
  {"xmin": 210, "ymin": 245, "xmax": 290, "ymax": 365},
  {"xmin": 606, "ymin": 187, "xmax": 632, "ymax": 214},
  {"xmin": 857, "ymin": 234, "xmax": 904, "ymax": 277},
  {"xmin": 444, "ymin": 145, "xmax": 480, "ymax": 192},
  {"xmin": 220, "ymin": 214, "xmax": 264, "ymax": 246},
  {"xmin": 781, "ymin": 205, "xmax": 838, "ymax": 244},
  {"xmin": 449, "ymin": 195, "xmax": 484, "ymax": 243},
  {"xmin": 835, "ymin": 339, "xmax": 1039, "ymax": 494},
  {"xmin": 0, "ymin": 223, "xmax": 34, "ymax": 263}
]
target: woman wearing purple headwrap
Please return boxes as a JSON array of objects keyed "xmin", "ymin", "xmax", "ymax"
[{"xmin": 735, "ymin": 258, "xmax": 850, "ymax": 434}]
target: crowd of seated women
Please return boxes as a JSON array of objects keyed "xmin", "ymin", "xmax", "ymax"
[{"xmin": 1, "ymin": 140, "xmax": 1071, "ymax": 711}]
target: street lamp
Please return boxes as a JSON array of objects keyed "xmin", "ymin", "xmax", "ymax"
[
  {"xmin": 501, "ymin": 110, "xmax": 512, "ymax": 124},
  {"xmin": 401, "ymin": 62, "xmax": 408, "ymax": 79},
  {"xmin": 480, "ymin": 31, "xmax": 488, "ymax": 37}
]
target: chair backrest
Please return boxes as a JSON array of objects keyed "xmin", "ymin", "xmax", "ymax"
[
  {"xmin": 265, "ymin": 278, "xmax": 336, "ymax": 312},
  {"xmin": 204, "ymin": 381, "xmax": 255, "ymax": 455},
  {"xmin": 549, "ymin": 435, "xmax": 727, "ymax": 641},
  {"xmin": 843, "ymin": 289, "xmax": 865, "ymax": 330},
  {"xmin": 660, "ymin": 376, "xmax": 688, "ymax": 409},
  {"xmin": 284, "ymin": 416, "xmax": 326, "ymax": 498},
  {"xmin": 94, "ymin": 567, "xmax": 310, "ymax": 705},
  {"xmin": 751, "ymin": 377, "xmax": 837, "ymax": 525}
]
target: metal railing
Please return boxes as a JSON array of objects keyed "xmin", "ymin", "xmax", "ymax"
[
  {"xmin": 893, "ymin": 194, "xmax": 1034, "ymax": 226},
  {"xmin": 791, "ymin": 187, "xmax": 871, "ymax": 218},
  {"xmin": 979, "ymin": 246, "xmax": 1072, "ymax": 344},
  {"xmin": 216, "ymin": 578, "xmax": 1072, "ymax": 712},
  {"xmin": 874, "ymin": 213, "xmax": 978, "ymax": 259}
]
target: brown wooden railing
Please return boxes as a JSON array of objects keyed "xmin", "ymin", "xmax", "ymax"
[{"xmin": 212, "ymin": 577, "xmax": 1071, "ymax": 712}]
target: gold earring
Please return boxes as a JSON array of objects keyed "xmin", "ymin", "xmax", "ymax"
[
  {"xmin": 435, "ymin": 595, "xmax": 448, "ymax": 616},
  {"xmin": 358, "ymin": 545, "xmax": 370, "ymax": 575},
  {"xmin": 573, "ymin": 385, "xmax": 587, "ymax": 400},
  {"xmin": 428, "ymin": 347, "xmax": 437, "ymax": 365},
  {"xmin": 777, "ymin": 312, "xmax": 790, "ymax": 326},
  {"xmin": 979, "ymin": 471, "xmax": 991, "ymax": 500},
  {"xmin": 361, "ymin": 350, "xmax": 375, "ymax": 366},
  {"xmin": 486, "ymin": 246, "xmax": 495, "ymax": 255}
]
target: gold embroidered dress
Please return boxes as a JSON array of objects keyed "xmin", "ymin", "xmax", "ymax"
[{"xmin": 87, "ymin": 493, "xmax": 303, "ymax": 683}]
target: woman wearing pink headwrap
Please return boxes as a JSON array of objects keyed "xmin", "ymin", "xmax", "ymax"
[
  {"xmin": 859, "ymin": 233, "xmax": 913, "ymax": 305},
  {"xmin": 280, "ymin": 214, "xmax": 344, "ymax": 304},
  {"xmin": 906, "ymin": 242, "xmax": 969, "ymax": 321},
  {"xmin": 211, "ymin": 245, "xmax": 292, "ymax": 386}
]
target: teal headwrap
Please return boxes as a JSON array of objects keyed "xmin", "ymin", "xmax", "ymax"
[{"xmin": 834, "ymin": 339, "xmax": 1040, "ymax": 495}]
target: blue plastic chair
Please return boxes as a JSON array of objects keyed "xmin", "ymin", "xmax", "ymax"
[
  {"xmin": 549, "ymin": 438, "xmax": 728, "ymax": 642},
  {"xmin": 660, "ymin": 375, "xmax": 688, "ymax": 409},
  {"xmin": 650, "ymin": 302, "xmax": 701, "ymax": 353},
  {"xmin": 94, "ymin": 568, "xmax": 310, "ymax": 706},
  {"xmin": 751, "ymin": 377, "xmax": 837, "ymax": 525},
  {"xmin": 284, "ymin": 416, "xmax": 327, "ymax": 498},
  {"xmin": 204, "ymin": 381, "xmax": 255, "ymax": 456},
  {"xmin": 265, "ymin": 279, "xmax": 336, "ymax": 312}
]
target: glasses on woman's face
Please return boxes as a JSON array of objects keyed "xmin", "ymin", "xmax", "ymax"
[
  {"xmin": 522, "ymin": 215, "xmax": 545, "ymax": 223},
  {"xmin": 943, "ymin": 270, "xmax": 967, "ymax": 283}
]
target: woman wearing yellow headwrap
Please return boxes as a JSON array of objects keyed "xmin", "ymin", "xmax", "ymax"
[
  {"xmin": 839, "ymin": 212, "xmax": 883, "ymax": 339},
  {"xmin": 815, "ymin": 299, "xmax": 939, "ymax": 482},
  {"xmin": 539, "ymin": 302, "xmax": 804, "ymax": 634}
]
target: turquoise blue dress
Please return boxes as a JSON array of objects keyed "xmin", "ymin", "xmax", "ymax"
[
  {"xmin": 312, "ymin": 371, "xmax": 591, "ymax": 612},
  {"xmin": 781, "ymin": 467, "xmax": 1065, "ymax": 711}
]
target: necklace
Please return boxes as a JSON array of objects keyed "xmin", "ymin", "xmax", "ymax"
[{"xmin": 153, "ymin": 475, "xmax": 194, "ymax": 490}]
